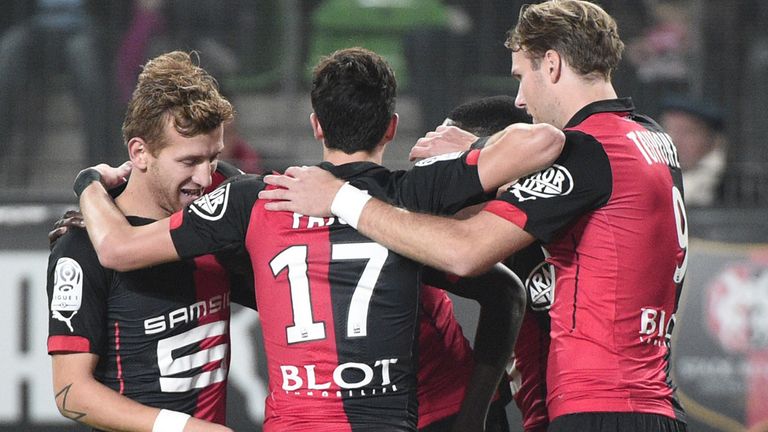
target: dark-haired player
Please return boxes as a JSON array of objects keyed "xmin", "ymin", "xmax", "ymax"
[{"xmin": 73, "ymin": 47, "xmax": 563, "ymax": 431}]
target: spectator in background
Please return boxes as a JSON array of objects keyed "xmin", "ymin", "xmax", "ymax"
[
  {"xmin": 117, "ymin": 0, "xmax": 264, "ymax": 174},
  {"xmin": 0, "ymin": 0, "xmax": 113, "ymax": 184},
  {"xmin": 660, "ymin": 97, "xmax": 726, "ymax": 207},
  {"xmin": 626, "ymin": 0, "xmax": 692, "ymax": 115}
]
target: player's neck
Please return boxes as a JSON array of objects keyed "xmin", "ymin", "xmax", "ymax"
[
  {"xmin": 115, "ymin": 176, "xmax": 171, "ymax": 220},
  {"xmin": 558, "ymin": 80, "xmax": 618, "ymax": 127},
  {"xmin": 323, "ymin": 147, "xmax": 384, "ymax": 166}
]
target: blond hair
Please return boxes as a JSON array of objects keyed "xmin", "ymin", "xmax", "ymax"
[
  {"xmin": 122, "ymin": 51, "xmax": 234, "ymax": 155},
  {"xmin": 506, "ymin": 0, "xmax": 624, "ymax": 81}
]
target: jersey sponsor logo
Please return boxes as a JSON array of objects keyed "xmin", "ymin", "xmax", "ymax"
[
  {"xmin": 51, "ymin": 257, "xmax": 83, "ymax": 332},
  {"xmin": 639, "ymin": 307, "xmax": 675, "ymax": 347},
  {"xmin": 414, "ymin": 151, "xmax": 464, "ymax": 167},
  {"xmin": 280, "ymin": 357, "xmax": 400, "ymax": 397},
  {"xmin": 189, "ymin": 183, "xmax": 230, "ymax": 221},
  {"xmin": 526, "ymin": 259, "xmax": 555, "ymax": 311},
  {"xmin": 510, "ymin": 164, "xmax": 573, "ymax": 202},
  {"xmin": 144, "ymin": 292, "xmax": 230, "ymax": 335}
]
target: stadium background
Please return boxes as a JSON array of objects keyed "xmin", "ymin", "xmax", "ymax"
[{"xmin": 1, "ymin": 1, "xmax": 767, "ymax": 431}]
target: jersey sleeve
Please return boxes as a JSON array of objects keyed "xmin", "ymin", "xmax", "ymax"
[
  {"xmin": 484, "ymin": 131, "xmax": 612, "ymax": 243},
  {"xmin": 46, "ymin": 229, "xmax": 110, "ymax": 355},
  {"xmin": 169, "ymin": 174, "xmax": 264, "ymax": 260},
  {"xmin": 387, "ymin": 149, "xmax": 492, "ymax": 215}
]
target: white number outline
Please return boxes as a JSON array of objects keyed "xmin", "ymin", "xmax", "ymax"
[
  {"xmin": 672, "ymin": 185, "xmax": 688, "ymax": 283},
  {"xmin": 269, "ymin": 242, "xmax": 389, "ymax": 344},
  {"xmin": 156, "ymin": 320, "xmax": 229, "ymax": 392}
]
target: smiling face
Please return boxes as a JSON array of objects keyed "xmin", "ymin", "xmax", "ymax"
[{"xmin": 144, "ymin": 116, "xmax": 224, "ymax": 215}]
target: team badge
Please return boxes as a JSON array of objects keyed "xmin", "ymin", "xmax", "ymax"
[
  {"xmin": 525, "ymin": 258, "xmax": 555, "ymax": 311},
  {"xmin": 51, "ymin": 257, "xmax": 83, "ymax": 332},
  {"xmin": 189, "ymin": 183, "xmax": 230, "ymax": 221},
  {"xmin": 415, "ymin": 151, "xmax": 464, "ymax": 167},
  {"xmin": 510, "ymin": 164, "xmax": 573, "ymax": 202}
]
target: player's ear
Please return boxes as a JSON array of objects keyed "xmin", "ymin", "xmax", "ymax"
[
  {"xmin": 544, "ymin": 49, "xmax": 562, "ymax": 83},
  {"xmin": 383, "ymin": 114, "xmax": 399, "ymax": 142},
  {"xmin": 310, "ymin": 113, "xmax": 324, "ymax": 141},
  {"xmin": 127, "ymin": 137, "xmax": 150, "ymax": 170}
]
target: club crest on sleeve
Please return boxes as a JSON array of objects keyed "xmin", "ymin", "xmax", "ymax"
[
  {"xmin": 510, "ymin": 164, "xmax": 573, "ymax": 202},
  {"xmin": 190, "ymin": 183, "xmax": 230, "ymax": 221},
  {"xmin": 525, "ymin": 258, "xmax": 555, "ymax": 311},
  {"xmin": 415, "ymin": 151, "xmax": 464, "ymax": 167}
]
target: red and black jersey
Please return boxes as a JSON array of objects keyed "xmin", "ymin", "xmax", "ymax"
[
  {"xmin": 169, "ymin": 154, "xmax": 488, "ymax": 431},
  {"xmin": 416, "ymin": 284, "xmax": 475, "ymax": 429},
  {"xmin": 46, "ymin": 217, "xmax": 245, "ymax": 426},
  {"xmin": 46, "ymin": 162, "xmax": 251, "ymax": 429},
  {"xmin": 505, "ymin": 247, "xmax": 552, "ymax": 432},
  {"xmin": 485, "ymin": 99, "xmax": 688, "ymax": 422}
]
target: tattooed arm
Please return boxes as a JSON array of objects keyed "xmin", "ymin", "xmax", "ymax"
[{"xmin": 51, "ymin": 353, "xmax": 232, "ymax": 432}]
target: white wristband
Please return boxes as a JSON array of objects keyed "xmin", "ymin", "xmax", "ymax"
[
  {"xmin": 331, "ymin": 182, "xmax": 372, "ymax": 229},
  {"xmin": 153, "ymin": 409, "xmax": 191, "ymax": 432}
]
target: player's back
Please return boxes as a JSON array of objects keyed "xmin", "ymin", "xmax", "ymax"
[
  {"xmin": 546, "ymin": 109, "xmax": 687, "ymax": 420},
  {"xmin": 173, "ymin": 153, "xmax": 489, "ymax": 431},
  {"xmin": 248, "ymin": 162, "xmax": 434, "ymax": 431}
]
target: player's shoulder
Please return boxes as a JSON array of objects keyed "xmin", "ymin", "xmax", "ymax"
[{"xmin": 48, "ymin": 227, "xmax": 104, "ymax": 275}]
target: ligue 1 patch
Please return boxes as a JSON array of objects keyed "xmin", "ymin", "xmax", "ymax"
[
  {"xmin": 190, "ymin": 183, "xmax": 230, "ymax": 221},
  {"xmin": 510, "ymin": 164, "xmax": 573, "ymax": 202},
  {"xmin": 525, "ymin": 259, "xmax": 555, "ymax": 311},
  {"xmin": 414, "ymin": 151, "xmax": 464, "ymax": 167},
  {"xmin": 51, "ymin": 257, "xmax": 83, "ymax": 332}
]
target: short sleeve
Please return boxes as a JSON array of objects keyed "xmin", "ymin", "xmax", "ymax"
[
  {"xmin": 46, "ymin": 229, "xmax": 110, "ymax": 355},
  {"xmin": 170, "ymin": 175, "xmax": 264, "ymax": 260},
  {"xmin": 484, "ymin": 131, "xmax": 613, "ymax": 243},
  {"xmin": 387, "ymin": 150, "xmax": 492, "ymax": 215}
]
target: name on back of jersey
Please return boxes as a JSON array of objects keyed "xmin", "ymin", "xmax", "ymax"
[{"xmin": 291, "ymin": 213, "xmax": 349, "ymax": 229}]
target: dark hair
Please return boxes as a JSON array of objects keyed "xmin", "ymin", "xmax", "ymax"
[
  {"xmin": 310, "ymin": 47, "xmax": 397, "ymax": 154},
  {"xmin": 446, "ymin": 95, "xmax": 531, "ymax": 136},
  {"xmin": 122, "ymin": 51, "xmax": 234, "ymax": 155},
  {"xmin": 506, "ymin": 0, "xmax": 624, "ymax": 81}
]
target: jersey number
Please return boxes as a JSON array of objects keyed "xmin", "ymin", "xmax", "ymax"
[
  {"xmin": 672, "ymin": 185, "xmax": 688, "ymax": 283},
  {"xmin": 156, "ymin": 320, "xmax": 229, "ymax": 392},
  {"xmin": 270, "ymin": 243, "xmax": 388, "ymax": 344}
]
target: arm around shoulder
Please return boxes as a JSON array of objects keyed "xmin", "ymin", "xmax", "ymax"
[{"xmin": 476, "ymin": 123, "xmax": 565, "ymax": 191}]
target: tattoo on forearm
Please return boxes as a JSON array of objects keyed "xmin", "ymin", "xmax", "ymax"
[{"xmin": 55, "ymin": 383, "xmax": 86, "ymax": 421}]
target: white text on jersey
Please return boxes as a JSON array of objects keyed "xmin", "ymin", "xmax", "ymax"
[
  {"xmin": 627, "ymin": 130, "xmax": 681, "ymax": 168},
  {"xmin": 144, "ymin": 293, "xmax": 231, "ymax": 335},
  {"xmin": 281, "ymin": 358, "xmax": 399, "ymax": 397},
  {"xmin": 291, "ymin": 213, "xmax": 349, "ymax": 229}
]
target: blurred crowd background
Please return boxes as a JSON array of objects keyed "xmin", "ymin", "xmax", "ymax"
[
  {"xmin": 1, "ymin": 1, "xmax": 768, "ymax": 431},
  {"xmin": 0, "ymin": 0, "xmax": 767, "ymax": 209}
]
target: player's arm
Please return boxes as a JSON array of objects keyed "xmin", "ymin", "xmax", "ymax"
[
  {"xmin": 423, "ymin": 264, "xmax": 526, "ymax": 431},
  {"xmin": 476, "ymin": 123, "xmax": 563, "ymax": 192},
  {"xmin": 51, "ymin": 354, "xmax": 232, "ymax": 432},
  {"xmin": 75, "ymin": 166, "xmax": 178, "ymax": 271},
  {"xmin": 409, "ymin": 123, "xmax": 564, "ymax": 193},
  {"xmin": 262, "ymin": 169, "xmax": 533, "ymax": 276}
]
